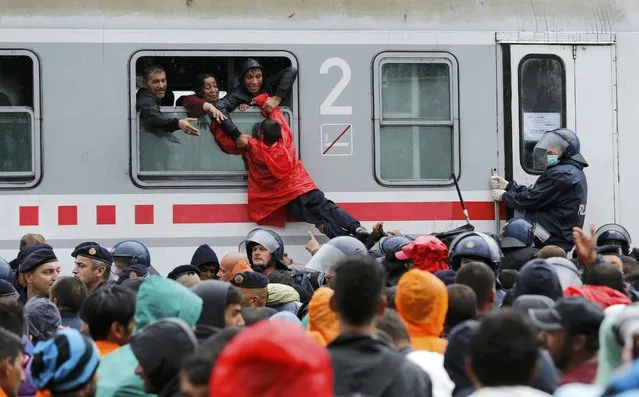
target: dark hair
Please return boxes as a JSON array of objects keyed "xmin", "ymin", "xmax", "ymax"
[
  {"xmin": 119, "ymin": 278, "xmax": 144, "ymax": 293},
  {"xmin": 193, "ymin": 73, "xmax": 217, "ymax": 98},
  {"xmin": 455, "ymin": 262, "xmax": 496, "ymax": 308},
  {"xmin": 259, "ymin": 119, "xmax": 282, "ymax": 146},
  {"xmin": 0, "ymin": 300, "xmax": 26, "ymax": 336},
  {"xmin": 497, "ymin": 269, "xmax": 519, "ymax": 290},
  {"xmin": 79, "ymin": 285, "xmax": 136, "ymax": 341},
  {"xmin": 333, "ymin": 256, "xmax": 386, "ymax": 326},
  {"xmin": 376, "ymin": 308, "xmax": 410, "ymax": 344},
  {"xmin": 584, "ymin": 263, "xmax": 625, "ymax": 293},
  {"xmin": 143, "ymin": 64, "xmax": 165, "ymax": 80},
  {"xmin": 622, "ymin": 256, "xmax": 639, "ymax": 276},
  {"xmin": 51, "ymin": 276, "xmax": 88, "ymax": 313},
  {"xmin": 181, "ymin": 327, "xmax": 244, "ymax": 385},
  {"xmin": 268, "ymin": 270, "xmax": 294, "ymax": 286},
  {"xmin": 468, "ymin": 309, "xmax": 539, "ymax": 387},
  {"xmin": 537, "ymin": 245, "xmax": 567, "ymax": 259},
  {"xmin": 445, "ymin": 284, "xmax": 477, "ymax": 332},
  {"xmin": 226, "ymin": 286, "xmax": 243, "ymax": 307},
  {"xmin": 240, "ymin": 307, "xmax": 277, "ymax": 326},
  {"xmin": 385, "ymin": 286, "xmax": 397, "ymax": 310},
  {"xmin": 0, "ymin": 327, "xmax": 23, "ymax": 361}
]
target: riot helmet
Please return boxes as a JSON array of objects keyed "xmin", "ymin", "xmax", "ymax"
[
  {"xmin": 369, "ymin": 235, "xmax": 415, "ymax": 261},
  {"xmin": 111, "ymin": 240, "xmax": 151, "ymax": 270},
  {"xmin": 533, "ymin": 128, "xmax": 588, "ymax": 169},
  {"xmin": 306, "ymin": 236, "xmax": 367, "ymax": 276},
  {"xmin": 449, "ymin": 231, "xmax": 502, "ymax": 272},
  {"xmin": 501, "ymin": 218, "xmax": 551, "ymax": 249},
  {"xmin": 596, "ymin": 223, "xmax": 632, "ymax": 256},
  {"xmin": 239, "ymin": 228, "xmax": 285, "ymax": 272},
  {"xmin": 0, "ymin": 256, "xmax": 15, "ymax": 285},
  {"xmin": 545, "ymin": 257, "xmax": 583, "ymax": 290}
]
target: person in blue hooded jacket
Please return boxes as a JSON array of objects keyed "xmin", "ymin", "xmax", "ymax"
[{"xmin": 491, "ymin": 128, "xmax": 588, "ymax": 253}]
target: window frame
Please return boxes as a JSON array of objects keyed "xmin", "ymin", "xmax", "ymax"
[
  {"xmin": 373, "ymin": 52, "xmax": 460, "ymax": 187},
  {"xmin": 129, "ymin": 50, "xmax": 299, "ymax": 188},
  {"xmin": 0, "ymin": 50, "xmax": 41, "ymax": 189},
  {"xmin": 517, "ymin": 54, "xmax": 567, "ymax": 175}
]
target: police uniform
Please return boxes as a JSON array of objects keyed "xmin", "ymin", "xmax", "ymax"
[
  {"xmin": 117, "ymin": 264, "xmax": 149, "ymax": 284},
  {"xmin": 19, "ymin": 248, "xmax": 58, "ymax": 274},
  {"xmin": 230, "ymin": 271, "xmax": 268, "ymax": 289}
]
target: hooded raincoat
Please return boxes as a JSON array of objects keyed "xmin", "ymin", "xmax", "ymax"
[
  {"xmin": 212, "ymin": 93, "xmax": 317, "ymax": 226},
  {"xmin": 396, "ymin": 269, "xmax": 448, "ymax": 353},
  {"xmin": 191, "ymin": 280, "xmax": 231, "ymax": 341},
  {"xmin": 307, "ymin": 287, "xmax": 339, "ymax": 347},
  {"xmin": 95, "ymin": 276, "xmax": 203, "ymax": 397}
]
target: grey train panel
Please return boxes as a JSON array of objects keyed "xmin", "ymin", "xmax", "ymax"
[{"xmin": 0, "ymin": 41, "xmax": 498, "ymax": 195}]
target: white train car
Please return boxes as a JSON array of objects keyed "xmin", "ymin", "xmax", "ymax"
[{"xmin": 0, "ymin": 0, "xmax": 635, "ymax": 274}]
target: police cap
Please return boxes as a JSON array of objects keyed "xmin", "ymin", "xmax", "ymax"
[
  {"xmin": 117, "ymin": 264, "xmax": 149, "ymax": 283},
  {"xmin": 167, "ymin": 265, "xmax": 201, "ymax": 281},
  {"xmin": 230, "ymin": 271, "xmax": 268, "ymax": 289},
  {"xmin": 19, "ymin": 248, "xmax": 58, "ymax": 273},
  {"xmin": 72, "ymin": 242, "xmax": 113, "ymax": 266}
]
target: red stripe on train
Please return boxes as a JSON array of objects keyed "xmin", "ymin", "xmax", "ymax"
[{"xmin": 173, "ymin": 202, "xmax": 507, "ymax": 224}]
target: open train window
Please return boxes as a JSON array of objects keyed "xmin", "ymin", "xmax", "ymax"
[
  {"xmin": 518, "ymin": 55, "xmax": 566, "ymax": 174},
  {"xmin": 373, "ymin": 52, "xmax": 460, "ymax": 186},
  {"xmin": 0, "ymin": 51, "xmax": 40, "ymax": 188},
  {"xmin": 129, "ymin": 51, "xmax": 298, "ymax": 188}
]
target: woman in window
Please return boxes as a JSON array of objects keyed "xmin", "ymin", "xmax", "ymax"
[{"xmin": 181, "ymin": 73, "xmax": 226, "ymax": 124}]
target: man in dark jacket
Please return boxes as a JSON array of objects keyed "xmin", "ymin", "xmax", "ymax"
[
  {"xmin": 136, "ymin": 65, "xmax": 200, "ymax": 137},
  {"xmin": 327, "ymin": 256, "xmax": 433, "ymax": 397},
  {"xmin": 131, "ymin": 318, "xmax": 199, "ymax": 397},
  {"xmin": 214, "ymin": 58, "xmax": 297, "ymax": 142},
  {"xmin": 191, "ymin": 280, "xmax": 245, "ymax": 341},
  {"xmin": 491, "ymin": 128, "xmax": 588, "ymax": 252},
  {"xmin": 500, "ymin": 218, "xmax": 540, "ymax": 271}
]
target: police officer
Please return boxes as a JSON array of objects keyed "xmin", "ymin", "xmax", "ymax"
[
  {"xmin": 110, "ymin": 240, "xmax": 160, "ymax": 278},
  {"xmin": 596, "ymin": 223, "xmax": 632, "ymax": 256},
  {"xmin": 500, "ymin": 218, "xmax": 547, "ymax": 271},
  {"xmin": 239, "ymin": 228, "xmax": 314, "ymax": 295},
  {"xmin": 491, "ymin": 128, "xmax": 588, "ymax": 252},
  {"xmin": 448, "ymin": 231, "xmax": 507, "ymax": 307},
  {"xmin": 369, "ymin": 235, "xmax": 415, "ymax": 287},
  {"xmin": 71, "ymin": 242, "xmax": 114, "ymax": 294}
]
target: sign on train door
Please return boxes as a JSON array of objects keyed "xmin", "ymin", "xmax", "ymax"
[{"xmin": 500, "ymin": 37, "xmax": 619, "ymax": 230}]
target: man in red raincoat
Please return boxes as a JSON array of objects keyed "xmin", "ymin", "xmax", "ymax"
[{"xmin": 210, "ymin": 93, "xmax": 369, "ymax": 240}]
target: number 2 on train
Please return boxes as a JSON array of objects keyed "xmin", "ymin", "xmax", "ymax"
[{"xmin": 319, "ymin": 57, "xmax": 353, "ymax": 116}]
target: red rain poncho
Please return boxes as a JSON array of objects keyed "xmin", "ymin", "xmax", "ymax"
[
  {"xmin": 210, "ymin": 320, "xmax": 333, "ymax": 397},
  {"xmin": 564, "ymin": 285, "xmax": 632, "ymax": 309},
  {"xmin": 212, "ymin": 94, "xmax": 317, "ymax": 226}
]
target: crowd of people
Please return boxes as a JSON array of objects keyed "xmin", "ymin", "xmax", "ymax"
[{"xmin": 0, "ymin": 218, "xmax": 638, "ymax": 397}]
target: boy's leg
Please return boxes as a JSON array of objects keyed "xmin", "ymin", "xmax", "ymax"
[{"xmin": 288, "ymin": 190, "xmax": 368, "ymax": 240}]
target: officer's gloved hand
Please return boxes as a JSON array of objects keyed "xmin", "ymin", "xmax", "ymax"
[
  {"xmin": 491, "ymin": 175, "xmax": 508, "ymax": 190},
  {"xmin": 491, "ymin": 189, "xmax": 506, "ymax": 201}
]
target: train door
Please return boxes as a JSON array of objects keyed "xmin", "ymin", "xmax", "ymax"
[{"xmin": 500, "ymin": 37, "xmax": 619, "ymax": 230}]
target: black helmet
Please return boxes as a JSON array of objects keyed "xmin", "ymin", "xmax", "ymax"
[
  {"xmin": 448, "ymin": 232, "xmax": 502, "ymax": 273},
  {"xmin": 596, "ymin": 223, "xmax": 632, "ymax": 256}
]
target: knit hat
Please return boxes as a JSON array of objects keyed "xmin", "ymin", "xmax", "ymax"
[
  {"xmin": 31, "ymin": 328, "xmax": 100, "ymax": 393},
  {"xmin": 25, "ymin": 297, "xmax": 61, "ymax": 342}
]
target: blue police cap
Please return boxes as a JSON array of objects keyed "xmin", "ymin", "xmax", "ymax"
[
  {"xmin": 14, "ymin": 244, "xmax": 54, "ymax": 270},
  {"xmin": 19, "ymin": 248, "xmax": 58, "ymax": 273},
  {"xmin": 0, "ymin": 279, "xmax": 18, "ymax": 301},
  {"xmin": 167, "ymin": 265, "xmax": 201, "ymax": 280},
  {"xmin": 117, "ymin": 264, "xmax": 149, "ymax": 283},
  {"xmin": 72, "ymin": 242, "xmax": 113, "ymax": 266},
  {"xmin": 230, "ymin": 271, "xmax": 268, "ymax": 289}
]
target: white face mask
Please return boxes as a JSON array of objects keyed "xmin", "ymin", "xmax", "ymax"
[{"xmin": 547, "ymin": 154, "xmax": 560, "ymax": 166}]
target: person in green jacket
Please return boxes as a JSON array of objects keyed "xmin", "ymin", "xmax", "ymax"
[{"xmin": 96, "ymin": 276, "xmax": 203, "ymax": 397}]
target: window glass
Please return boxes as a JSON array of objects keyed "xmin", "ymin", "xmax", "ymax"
[
  {"xmin": 0, "ymin": 54, "xmax": 38, "ymax": 185},
  {"xmin": 376, "ymin": 55, "xmax": 457, "ymax": 184},
  {"xmin": 519, "ymin": 56, "xmax": 566, "ymax": 173},
  {"xmin": 132, "ymin": 54, "xmax": 297, "ymax": 186}
]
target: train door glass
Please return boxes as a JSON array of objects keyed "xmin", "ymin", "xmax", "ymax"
[{"xmin": 507, "ymin": 44, "xmax": 618, "ymax": 227}]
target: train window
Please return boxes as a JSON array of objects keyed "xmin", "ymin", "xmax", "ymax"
[
  {"xmin": 0, "ymin": 52, "xmax": 40, "ymax": 188},
  {"xmin": 130, "ymin": 51, "xmax": 298, "ymax": 187},
  {"xmin": 373, "ymin": 53, "xmax": 459, "ymax": 185},
  {"xmin": 518, "ymin": 55, "xmax": 566, "ymax": 174}
]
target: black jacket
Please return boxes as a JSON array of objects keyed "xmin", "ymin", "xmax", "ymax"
[
  {"xmin": 136, "ymin": 88, "xmax": 180, "ymax": 135},
  {"xmin": 215, "ymin": 65, "xmax": 298, "ymax": 140},
  {"xmin": 503, "ymin": 159, "xmax": 588, "ymax": 252},
  {"xmin": 328, "ymin": 332, "xmax": 433, "ymax": 397},
  {"xmin": 129, "ymin": 318, "xmax": 198, "ymax": 397},
  {"xmin": 501, "ymin": 246, "xmax": 539, "ymax": 271}
]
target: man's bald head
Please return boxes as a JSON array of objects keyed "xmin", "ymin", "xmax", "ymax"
[{"xmin": 218, "ymin": 253, "xmax": 249, "ymax": 281}]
